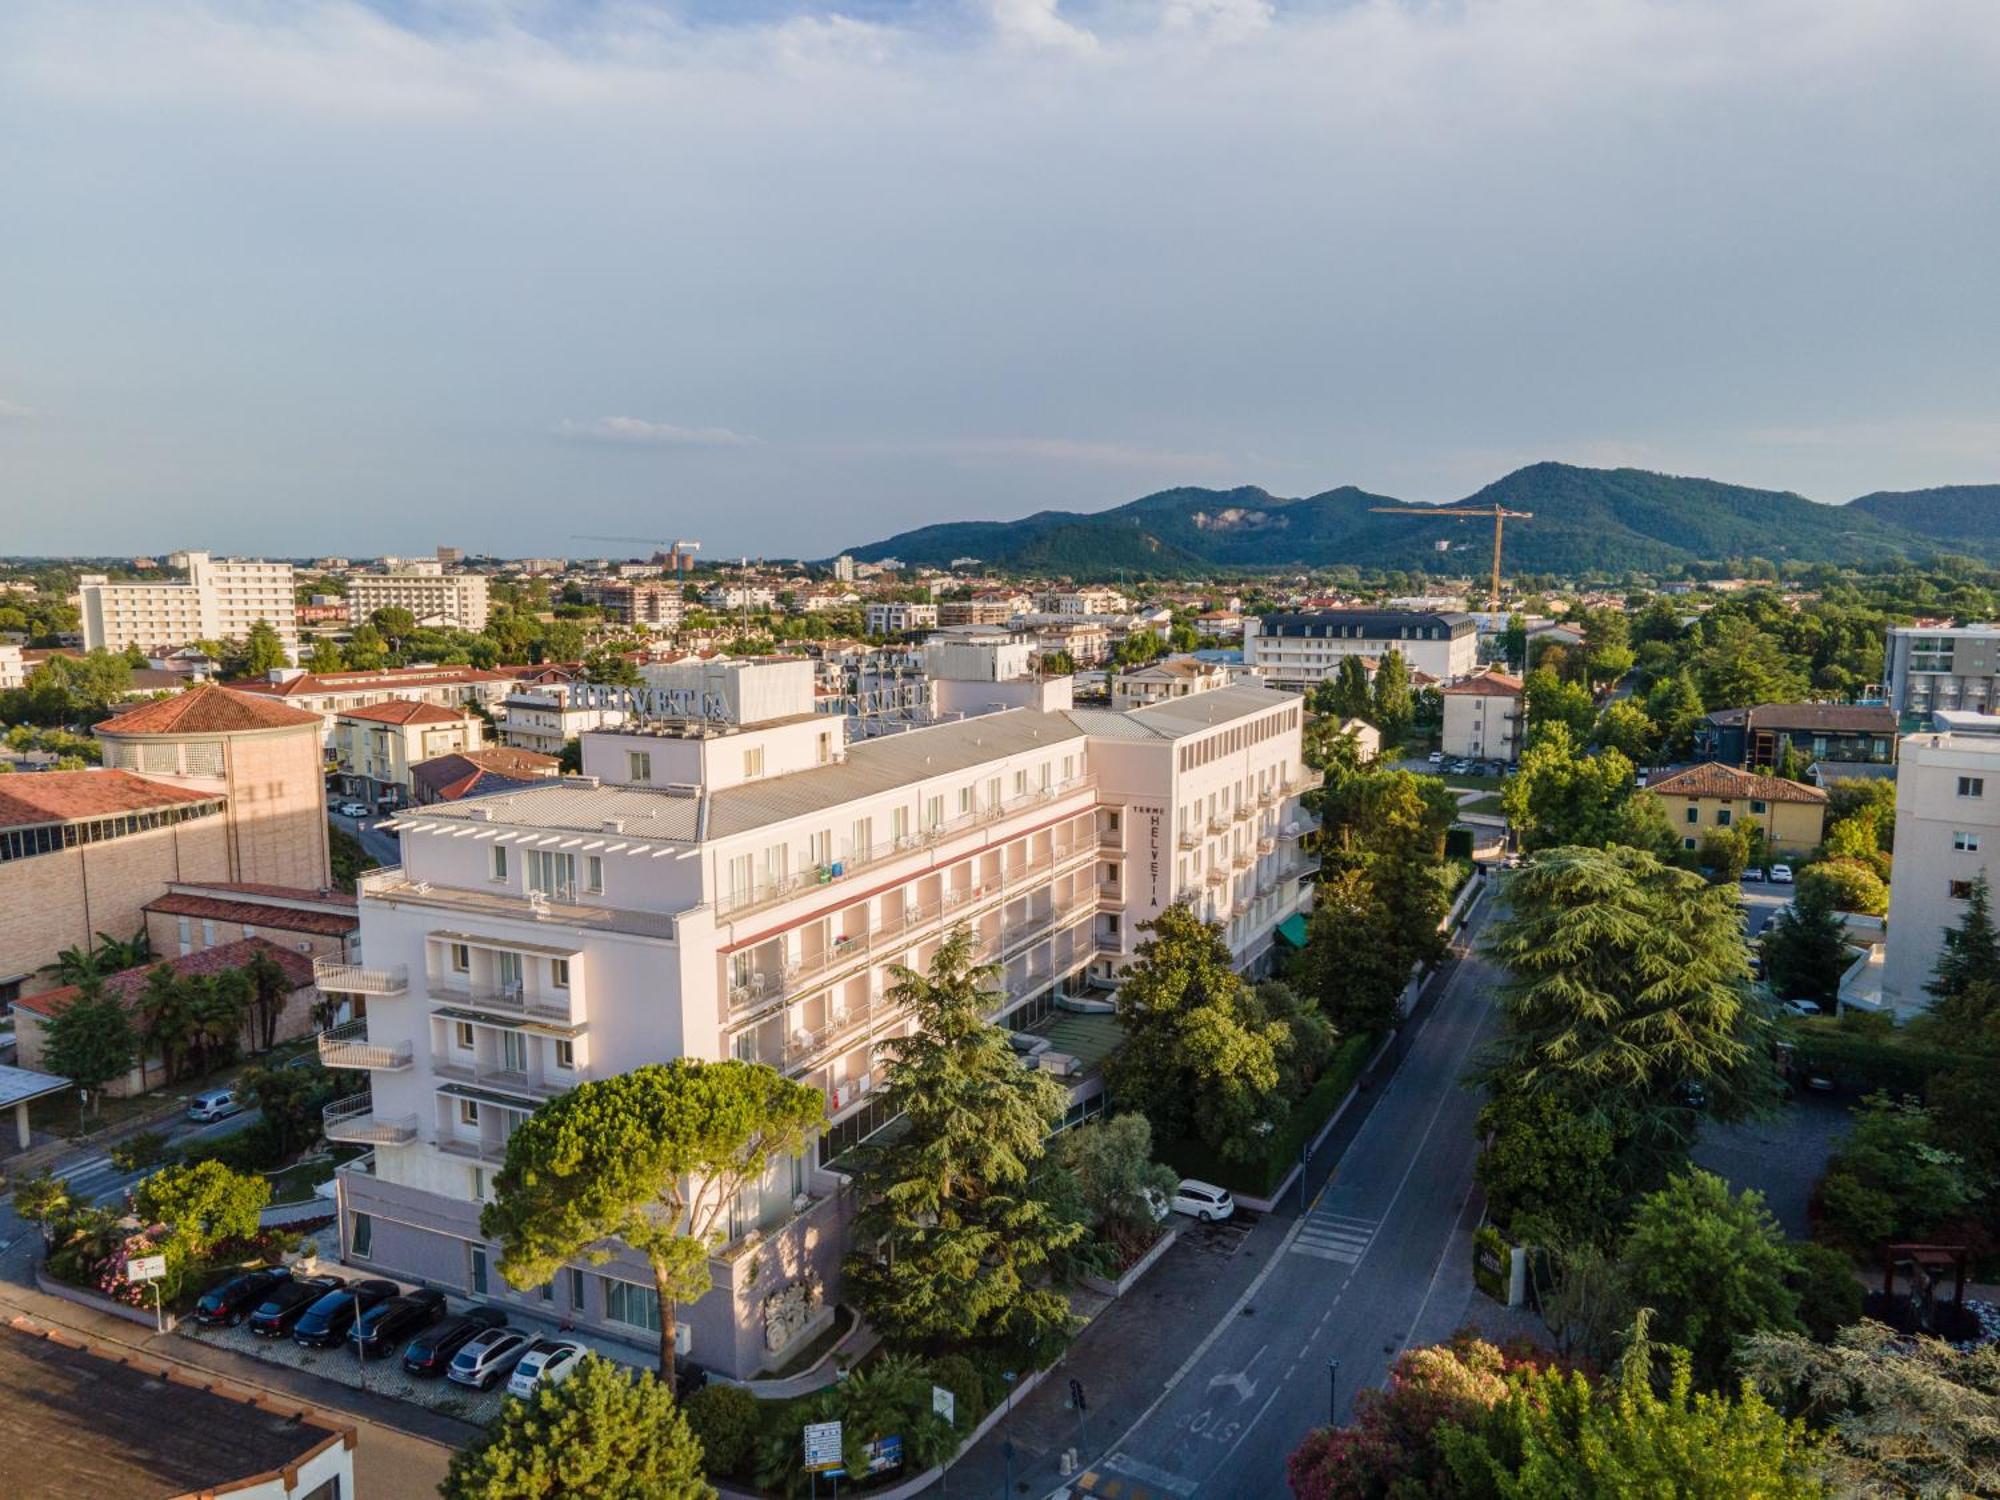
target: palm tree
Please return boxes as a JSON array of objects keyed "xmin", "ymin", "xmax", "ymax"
[
  {"xmin": 136, "ymin": 965, "xmax": 196, "ymax": 1082},
  {"xmin": 91, "ymin": 928, "xmax": 151, "ymax": 972},
  {"xmin": 39, "ymin": 945, "xmax": 102, "ymax": 985},
  {"xmin": 191, "ymin": 970, "xmax": 252, "ymax": 1074}
]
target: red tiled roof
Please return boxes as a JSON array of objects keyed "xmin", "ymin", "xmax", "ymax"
[
  {"xmin": 411, "ymin": 748, "xmax": 560, "ymax": 803},
  {"xmin": 95, "ymin": 685, "xmax": 321, "ymax": 736},
  {"xmin": 15, "ymin": 938, "xmax": 316, "ymax": 1019},
  {"xmin": 143, "ymin": 891, "xmax": 358, "ymax": 937},
  {"xmin": 1647, "ymin": 762, "xmax": 1828, "ymax": 804},
  {"xmin": 0, "ymin": 771, "xmax": 219, "ymax": 830},
  {"xmin": 1442, "ymin": 670, "xmax": 1524, "ymax": 697},
  {"xmin": 232, "ymin": 665, "xmax": 516, "ymax": 698},
  {"xmin": 336, "ymin": 699, "xmax": 471, "ymax": 726}
]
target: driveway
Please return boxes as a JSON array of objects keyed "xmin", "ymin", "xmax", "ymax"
[{"xmin": 1692, "ymin": 1094, "xmax": 1850, "ymax": 1239}]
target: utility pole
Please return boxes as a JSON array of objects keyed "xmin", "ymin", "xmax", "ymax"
[{"xmin": 1328, "ymin": 1359, "xmax": 1340, "ymax": 1425}]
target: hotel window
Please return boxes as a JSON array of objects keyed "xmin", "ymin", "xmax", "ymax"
[
  {"xmin": 602, "ymin": 1277, "xmax": 663, "ymax": 1334},
  {"xmin": 555, "ymin": 1039, "xmax": 575, "ymax": 1070},
  {"xmin": 1956, "ymin": 831, "xmax": 1982, "ymax": 853},
  {"xmin": 351, "ymin": 1213, "xmax": 373, "ymax": 1258},
  {"xmin": 728, "ymin": 852, "xmax": 755, "ymax": 899},
  {"xmin": 584, "ymin": 855, "xmax": 603, "ymax": 894},
  {"xmin": 851, "ymin": 818, "xmax": 872, "ymax": 860},
  {"xmin": 1961, "ymin": 777, "xmax": 1986, "ymax": 798},
  {"xmin": 958, "ymin": 786, "xmax": 974, "ymax": 816},
  {"xmin": 176, "ymin": 916, "xmax": 192, "ymax": 955},
  {"xmin": 1685, "ymin": 807, "xmax": 1699, "ymax": 825},
  {"xmin": 551, "ymin": 958, "xmax": 570, "ymax": 989},
  {"xmin": 892, "ymin": 806, "xmax": 909, "ymax": 842},
  {"xmin": 1750, "ymin": 800, "xmax": 1768, "ymax": 815},
  {"xmin": 743, "ymin": 746, "xmax": 765, "ymax": 779},
  {"xmin": 1951, "ymin": 879, "xmax": 1976, "ymax": 900},
  {"xmin": 451, "ymin": 942, "xmax": 471, "ymax": 972},
  {"xmin": 491, "ymin": 846, "xmax": 508, "ymax": 881},
  {"xmin": 926, "ymin": 794, "xmax": 945, "ymax": 830},
  {"xmin": 527, "ymin": 849, "xmax": 576, "ymax": 902},
  {"xmin": 569, "ymin": 1267, "xmax": 586, "ymax": 1309},
  {"xmin": 454, "ymin": 1022, "xmax": 475, "ymax": 1050},
  {"xmin": 459, "ymin": 1098, "xmax": 480, "ymax": 1126},
  {"xmin": 628, "ymin": 751, "xmax": 652, "ymax": 783},
  {"xmin": 471, "ymin": 1246, "xmax": 489, "ymax": 1296},
  {"xmin": 809, "ymin": 829, "xmax": 833, "ymax": 867},
  {"xmin": 1014, "ymin": 770, "xmax": 1029, "ymax": 797}
]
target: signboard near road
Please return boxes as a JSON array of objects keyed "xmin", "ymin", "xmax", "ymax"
[
  {"xmin": 126, "ymin": 1254, "xmax": 167, "ymax": 1282},
  {"xmin": 932, "ymin": 1384, "xmax": 955, "ymax": 1425},
  {"xmin": 803, "ymin": 1421, "xmax": 843, "ymax": 1474}
]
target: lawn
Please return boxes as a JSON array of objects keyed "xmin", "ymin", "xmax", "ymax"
[{"xmin": 1460, "ymin": 794, "xmax": 1506, "ymax": 816}]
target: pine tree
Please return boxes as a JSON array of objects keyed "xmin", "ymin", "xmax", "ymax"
[
  {"xmin": 1761, "ymin": 880, "xmax": 1850, "ymax": 1002},
  {"xmin": 1371, "ymin": 649, "xmax": 1415, "ymax": 744},
  {"xmin": 1928, "ymin": 871, "xmax": 2000, "ymax": 1010},
  {"xmin": 842, "ymin": 928, "xmax": 1083, "ymax": 1361}
]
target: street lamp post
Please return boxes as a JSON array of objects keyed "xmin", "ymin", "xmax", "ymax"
[{"xmin": 1328, "ymin": 1359, "xmax": 1340, "ymax": 1426}]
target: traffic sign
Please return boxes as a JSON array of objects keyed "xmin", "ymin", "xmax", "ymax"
[
  {"xmin": 932, "ymin": 1384, "xmax": 956, "ymax": 1425},
  {"xmin": 126, "ymin": 1254, "xmax": 167, "ymax": 1282},
  {"xmin": 803, "ymin": 1420, "xmax": 843, "ymax": 1474}
]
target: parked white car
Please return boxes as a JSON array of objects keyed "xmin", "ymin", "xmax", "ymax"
[
  {"xmin": 507, "ymin": 1338, "xmax": 588, "ymax": 1398},
  {"xmin": 1742, "ymin": 867, "xmax": 1766, "ymax": 884},
  {"xmin": 1782, "ymin": 998, "xmax": 1824, "ymax": 1017},
  {"xmin": 1171, "ymin": 1179, "xmax": 1236, "ymax": 1223},
  {"xmin": 1769, "ymin": 863, "xmax": 1795, "ymax": 884}
]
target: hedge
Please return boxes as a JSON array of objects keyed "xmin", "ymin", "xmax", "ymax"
[
  {"xmin": 1784, "ymin": 1025, "xmax": 1961, "ymax": 1099},
  {"xmin": 1160, "ymin": 1031, "xmax": 1378, "ymax": 1197}
]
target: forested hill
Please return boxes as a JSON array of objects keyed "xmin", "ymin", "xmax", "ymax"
[{"xmin": 842, "ymin": 463, "xmax": 2000, "ymax": 576}]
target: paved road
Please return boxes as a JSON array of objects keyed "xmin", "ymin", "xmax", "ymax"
[
  {"xmin": 1078, "ymin": 897, "xmax": 1505, "ymax": 1500},
  {"xmin": 331, "ymin": 807, "xmax": 400, "ymax": 870}
]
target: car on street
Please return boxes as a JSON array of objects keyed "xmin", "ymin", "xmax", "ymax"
[
  {"xmin": 194, "ymin": 1267, "xmax": 291, "ymax": 1327},
  {"xmin": 336, "ymin": 800, "xmax": 371, "ymax": 818},
  {"xmin": 507, "ymin": 1338, "xmax": 589, "ymax": 1398},
  {"xmin": 1782, "ymin": 998, "xmax": 1824, "ymax": 1017},
  {"xmin": 292, "ymin": 1278, "xmax": 400, "ymax": 1348},
  {"xmin": 448, "ymin": 1327, "xmax": 534, "ymax": 1390},
  {"xmin": 247, "ymin": 1275, "xmax": 343, "ymax": 1338},
  {"xmin": 1743, "ymin": 867, "xmax": 1766, "ymax": 883},
  {"xmin": 1171, "ymin": 1179, "xmax": 1236, "ymax": 1223},
  {"xmin": 1426, "ymin": 750, "xmax": 1444, "ymax": 764},
  {"xmin": 350, "ymin": 1288, "xmax": 447, "ymax": 1356},
  {"xmin": 1770, "ymin": 863, "xmax": 1794, "ymax": 884},
  {"xmin": 402, "ymin": 1306, "xmax": 508, "ymax": 1378},
  {"xmin": 186, "ymin": 1088, "xmax": 242, "ymax": 1123}
]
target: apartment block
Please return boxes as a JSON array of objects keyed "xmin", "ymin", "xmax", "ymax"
[
  {"xmin": 499, "ymin": 684, "xmax": 625, "ymax": 757},
  {"xmin": 1880, "ymin": 728, "xmax": 2000, "ymax": 1013},
  {"xmin": 597, "ymin": 582, "xmax": 684, "ymax": 631},
  {"xmin": 0, "ymin": 644, "xmax": 23, "ymax": 691},
  {"xmin": 1884, "ymin": 625, "xmax": 2000, "ymax": 720},
  {"xmin": 865, "ymin": 601, "xmax": 939, "ymax": 636},
  {"xmin": 1244, "ymin": 609, "xmax": 1478, "ymax": 690},
  {"xmin": 332, "ymin": 701, "xmax": 485, "ymax": 810},
  {"xmin": 346, "ymin": 570, "xmax": 490, "ymax": 632},
  {"xmin": 326, "ymin": 664, "xmax": 1315, "ymax": 1378},
  {"xmin": 79, "ymin": 553, "xmax": 298, "ymax": 662},
  {"xmin": 1440, "ymin": 671, "xmax": 1523, "ymax": 763}
]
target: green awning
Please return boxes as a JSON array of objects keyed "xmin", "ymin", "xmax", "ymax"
[{"xmin": 1276, "ymin": 914, "xmax": 1310, "ymax": 950}]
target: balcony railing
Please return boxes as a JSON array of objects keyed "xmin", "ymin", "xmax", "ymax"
[
  {"xmin": 1205, "ymin": 867, "xmax": 1227, "ymax": 887},
  {"xmin": 1207, "ymin": 815, "xmax": 1230, "ymax": 835},
  {"xmin": 313, "ymin": 960, "xmax": 408, "ymax": 997},
  {"xmin": 1232, "ymin": 850, "xmax": 1255, "ymax": 871},
  {"xmin": 433, "ymin": 1059, "xmax": 572, "ymax": 1102},
  {"xmin": 323, "ymin": 1094, "xmax": 418, "ymax": 1145},
  {"xmin": 715, "ymin": 773, "xmax": 1099, "ymax": 921},
  {"xmin": 1098, "ymin": 828, "xmax": 1123, "ymax": 850},
  {"xmin": 1177, "ymin": 828, "xmax": 1200, "ymax": 851},
  {"xmin": 436, "ymin": 1136, "xmax": 510, "ymax": 1166},
  {"xmin": 1232, "ymin": 805, "xmax": 1253, "ymax": 823},
  {"xmin": 1282, "ymin": 770, "xmax": 1325, "ymax": 796},
  {"xmin": 359, "ymin": 866, "xmax": 679, "ymax": 940},
  {"xmin": 317, "ymin": 1019, "xmax": 412, "ymax": 1071},
  {"xmin": 428, "ymin": 980, "xmax": 577, "ymax": 1025},
  {"xmin": 726, "ymin": 838, "xmax": 1099, "ymax": 1017}
]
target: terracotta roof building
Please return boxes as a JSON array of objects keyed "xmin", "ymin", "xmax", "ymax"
[
  {"xmin": 144, "ymin": 880, "xmax": 360, "ymax": 971},
  {"xmin": 411, "ymin": 747, "xmax": 561, "ymax": 805},
  {"xmin": 332, "ymin": 699, "xmax": 485, "ymax": 810},
  {"xmin": 1646, "ymin": 762, "xmax": 1828, "ymax": 858},
  {"xmin": 1441, "ymin": 670, "xmax": 1525, "ymax": 763},
  {"xmin": 96, "ymin": 684, "xmax": 332, "ymax": 893}
]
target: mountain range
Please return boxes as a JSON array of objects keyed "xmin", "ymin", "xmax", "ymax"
[{"xmin": 842, "ymin": 463, "xmax": 2000, "ymax": 577}]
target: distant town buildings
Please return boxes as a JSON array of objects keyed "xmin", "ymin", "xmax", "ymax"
[
  {"xmin": 1883, "ymin": 624, "xmax": 2000, "ymax": 719},
  {"xmin": 346, "ymin": 565, "xmax": 490, "ymax": 631},
  {"xmin": 1244, "ymin": 609, "xmax": 1479, "ymax": 691},
  {"xmin": 598, "ymin": 581, "xmax": 685, "ymax": 631},
  {"xmin": 865, "ymin": 601, "xmax": 940, "ymax": 636},
  {"xmin": 1110, "ymin": 656, "xmax": 1233, "ymax": 711},
  {"xmin": 332, "ymin": 699, "xmax": 485, "ymax": 810},
  {"xmin": 79, "ymin": 552, "xmax": 299, "ymax": 662}
]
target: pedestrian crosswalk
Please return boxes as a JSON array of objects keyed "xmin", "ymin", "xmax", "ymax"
[
  {"xmin": 52, "ymin": 1155, "xmax": 143, "ymax": 1208},
  {"xmin": 1290, "ymin": 1207, "xmax": 1378, "ymax": 1265}
]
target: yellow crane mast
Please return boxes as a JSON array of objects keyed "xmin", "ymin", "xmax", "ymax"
[{"xmin": 1367, "ymin": 504, "xmax": 1532, "ymax": 611}]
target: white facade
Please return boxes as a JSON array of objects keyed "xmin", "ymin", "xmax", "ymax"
[
  {"xmin": 705, "ymin": 585, "xmax": 778, "ymax": 611},
  {"xmin": 0, "ymin": 644, "xmax": 22, "ymax": 692},
  {"xmin": 499, "ymin": 685, "xmax": 625, "ymax": 757},
  {"xmin": 1880, "ymin": 728, "xmax": 2000, "ymax": 1013},
  {"xmin": 1111, "ymin": 657, "xmax": 1232, "ymax": 711},
  {"xmin": 1440, "ymin": 672, "xmax": 1524, "ymax": 762},
  {"xmin": 80, "ymin": 552, "xmax": 299, "ymax": 662},
  {"xmin": 1244, "ymin": 609, "xmax": 1478, "ymax": 690},
  {"xmin": 326, "ymin": 668, "xmax": 1314, "ymax": 1378},
  {"xmin": 866, "ymin": 601, "xmax": 940, "ymax": 636},
  {"xmin": 347, "ymin": 570, "xmax": 491, "ymax": 631}
]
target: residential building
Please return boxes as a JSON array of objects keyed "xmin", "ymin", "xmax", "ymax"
[
  {"xmin": 937, "ymin": 597, "xmax": 1017, "ymax": 628},
  {"xmin": 1880, "ymin": 728, "xmax": 2000, "ymax": 1012},
  {"xmin": 0, "ymin": 771, "xmax": 231, "ymax": 1007},
  {"xmin": 1030, "ymin": 618, "xmax": 1111, "ymax": 666},
  {"xmin": 923, "ymin": 636, "xmax": 1074, "ymax": 717},
  {"xmin": 1244, "ymin": 609, "xmax": 1479, "ymax": 690},
  {"xmin": 79, "ymin": 552, "xmax": 299, "ymax": 662},
  {"xmin": 94, "ymin": 685, "xmax": 333, "ymax": 892},
  {"xmin": 15, "ymin": 938, "xmax": 320, "ymax": 1094},
  {"xmin": 333, "ymin": 701, "xmax": 485, "ymax": 810},
  {"xmin": 705, "ymin": 585, "xmax": 778, "ymax": 612},
  {"xmin": 865, "ymin": 601, "xmax": 939, "ymax": 636},
  {"xmin": 1440, "ymin": 671, "xmax": 1524, "ymax": 763},
  {"xmin": 1694, "ymin": 703, "xmax": 1898, "ymax": 771},
  {"xmin": 411, "ymin": 747, "xmax": 562, "ymax": 805},
  {"xmin": 326, "ymin": 664, "xmax": 1314, "ymax": 1378},
  {"xmin": 499, "ymin": 683, "xmax": 625, "ymax": 757},
  {"xmin": 144, "ymin": 881, "xmax": 360, "ymax": 966},
  {"xmin": 233, "ymin": 663, "xmax": 524, "ymax": 740},
  {"xmin": 833, "ymin": 554, "xmax": 856, "ymax": 583},
  {"xmin": 599, "ymin": 581, "xmax": 685, "ymax": 631},
  {"xmin": 0, "ymin": 1318, "xmax": 356, "ymax": 1500},
  {"xmin": 1884, "ymin": 624, "xmax": 2000, "ymax": 719},
  {"xmin": 796, "ymin": 588, "xmax": 861, "ymax": 615},
  {"xmin": 1111, "ymin": 656, "xmax": 1233, "ymax": 710},
  {"xmin": 347, "ymin": 568, "xmax": 490, "ymax": 631},
  {"xmin": 1037, "ymin": 589, "xmax": 1131, "ymax": 616},
  {"xmin": 0, "ymin": 643, "xmax": 21, "ymax": 690},
  {"xmin": 1646, "ymin": 763, "xmax": 1828, "ymax": 856}
]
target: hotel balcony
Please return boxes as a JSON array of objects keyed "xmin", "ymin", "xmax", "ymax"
[
  {"xmin": 725, "ymin": 837, "xmax": 1099, "ymax": 1019},
  {"xmin": 358, "ymin": 866, "xmax": 680, "ymax": 941},
  {"xmin": 436, "ymin": 1135, "xmax": 510, "ymax": 1167},
  {"xmin": 316, "ymin": 1019, "xmax": 412, "ymax": 1071},
  {"xmin": 1207, "ymin": 815, "xmax": 1230, "ymax": 835},
  {"xmin": 714, "ymin": 773, "xmax": 1099, "ymax": 922},
  {"xmin": 1231, "ymin": 849, "xmax": 1255, "ymax": 871},
  {"xmin": 1205, "ymin": 867, "xmax": 1227, "ymax": 887},
  {"xmin": 1232, "ymin": 805, "xmax": 1253, "ymax": 824},
  {"xmin": 323, "ymin": 1093, "xmax": 418, "ymax": 1146},
  {"xmin": 1177, "ymin": 828, "xmax": 1201, "ymax": 851},
  {"xmin": 313, "ymin": 960, "xmax": 408, "ymax": 998},
  {"xmin": 1282, "ymin": 770, "xmax": 1325, "ymax": 797},
  {"xmin": 432, "ymin": 1059, "xmax": 573, "ymax": 1103},
  {"xmin": 427, "ymin": 978, "xmax": 578, "ymax": 1026}
]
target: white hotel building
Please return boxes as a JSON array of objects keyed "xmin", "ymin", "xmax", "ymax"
[
  {"xmin": 323, "ymin": 660, "xmax": 1316, "ymax": 1377},
  {"xmin": 80, "ymin": 552, "xmax": 300, "ymax": 663}
]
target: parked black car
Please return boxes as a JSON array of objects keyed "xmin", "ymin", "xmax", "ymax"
[
  {"xmin": 402, "ymin": 1306, "xmax": 508, "ymax": 1378},
  {"xmin": 247, "ymin": 1275, "xmax": 343, "ymax": 1338},
  {"xmin": 292, "ymin": 1278, "xmax": 400, "ymax": 1348},
  {"xmin": 350, "ymin": 1288, "xmax": 447, "ymax": 1357},
  {"xmin": 194, "ymin": 1267, "xmax": 291, "ymax": 1328}
]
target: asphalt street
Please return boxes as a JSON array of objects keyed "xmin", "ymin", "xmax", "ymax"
[
  {"xmin": 1079, "ymin": 894, "xmax": 1505, "ymax": 1500},
  {"xmin": 331, "ymin": 806, "xmax": 401, "ymax": 870}
]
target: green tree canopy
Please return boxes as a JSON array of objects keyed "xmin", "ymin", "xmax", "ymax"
[
  {"xmin": 1761, "ymin": 879, "xmax": 1852, "ymax": 1001},
  {"xmin": 42, "ymin": 976, "xmax": 135, "ymax": 1128},
  {"xmin": 843, "ymin": 928, "xmax": 1083, "ymax": 1361},
  {"xmin": 1501, "ymin": 724, "xmax": 1672, "ymax": 855},
  {"xmin": 1370, "ymin": 649, "xmax": 1415, "ymax": 744},
  {"xmin": 134, "ymin": 1159, "xmax": 271, "ymax": 1254},
  {"xmin": 1311, "ymin": 654, "xmax": 1375, "ymax": 724},
  {"xmin": 441, "ymin": 1354, "xmax": 713, "ymax": 1500},
  {"xmin": 482, "ymin": 1060, "xmax": 824, "ymax": 1384}
]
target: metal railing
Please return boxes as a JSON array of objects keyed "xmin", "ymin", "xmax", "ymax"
[
  {"xmin": 1207, "ymin": 815, "xmax": 1230, "ymax": 835},
  {"xmin": 322, "ymin": 1094, "xmax": 418, "ymax": 1145},
  {"xmin": 1177, "ymin": 828, "xmax": 1201, "ymax": 851},
  {"xmin": 313, "ymin": 960, "xmax": 408, "ymax": 997},
  {"xmin": 432, "ymin": 1059, "xmax": 571, "ymax": 1102},
  {"xmin": 359, "ymin": 866, "xmax": 680, "ymax": 940},
  {"xmin": 316, "ymin": 1019, "xmax": 412, "ymax": 1071},
  {"xmin": 436, "ymin": 1136, "xmax": 509, "ymax": 1166},
  {"xmin": 714, "ymin": 774, "xmax": 1098, "ymax": 921},
  {"xmin": 725, "ymin": 838, "xmax": 1099, "ymax": 1017},
  {"xmin": 428, "ymin": 980, "xmax": 577, "ymax": 1025}
]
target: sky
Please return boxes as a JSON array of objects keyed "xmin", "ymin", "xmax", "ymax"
[{"xmin": 2, "ymin": 0, "xmax": 1997, "ymax": 560}]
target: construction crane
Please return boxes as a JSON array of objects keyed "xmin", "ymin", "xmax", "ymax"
[{"xmin": 1367, "ymin": 504, "xmax": 1531, "ymax": 610}]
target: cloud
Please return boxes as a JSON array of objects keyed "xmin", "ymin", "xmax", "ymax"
[
  {"xmin": 556, "ymin": 417, "xmax": 756, "ymax": 449},
  {"xmin": 0, "ymin": 398, "xmax": 33, "ymax": 421},
  {"xmin": 990, "ymin": 0, "xmax": 1099, "ymax": 53}
]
